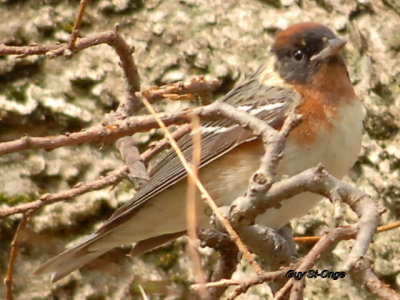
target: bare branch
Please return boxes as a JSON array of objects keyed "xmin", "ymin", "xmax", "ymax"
[
  {"xmin": 0, "ymin": 124, "xmax": 188, "ymax": 219},
  {"xmin": 198, "ymin": 229, "xmax": 239, "ymax": 299},
  {"xmin": 0, "ymin": 107, "xmax": 204, "ymax": 155},
  {"xmin": 293, "ymin": 220, "xmax": 400, "ymax": 245},
  {"xmin": 223, "ymin": 266, "xmax": 297, "ymax": 300},
  {"xmin": 351, "ymin": 257, "xmax": 400, "ymax": 300},
  {"xmin": 193, "ymin": 266, "xmax": 294, "ymax": 300},
  {"xmin": 289, "ymin": 278, "xmax": 305, "ymax": 300},
  {"xmin": 237, "ymin": 225, "xmax": 293, "ymax": 270},
  {"xmin": 0, "ymin": 31, "xmax": 114, "ymax": 57},
  {"xmin": 228, "ymin": 108, "xmax": 301, "ymax": 226},
  {"xmin": 143, "ymin": 76, "xmax": 220, "ymax": 106},
  {"xmin": 227, "ymin": 164, "xmax": 379, "ymax": 270},
  {"xmin": 0, "ymin": 168, "xmax": 127, "ymax": 218},
  {"xmin": 4, "ymin": 210, "xmax": 35, "ymax": 300}
]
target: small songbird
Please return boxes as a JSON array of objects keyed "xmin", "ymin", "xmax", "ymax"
[{"xmin": 35, "ymin": 22, "xmax": 364, "ymax": 282}]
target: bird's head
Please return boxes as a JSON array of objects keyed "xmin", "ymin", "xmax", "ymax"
[{"xmin": 271, "ymin": 22, "xmax": 349, "ymax": 85}]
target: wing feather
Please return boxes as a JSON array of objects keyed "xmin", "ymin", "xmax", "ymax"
[{"xmin": 98, "ymin": 67, "xmax": 299, "ymax": 233}]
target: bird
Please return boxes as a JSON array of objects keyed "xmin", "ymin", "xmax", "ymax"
[{"xmin": 35, "ymin": 22, "xmax": 364, "ymax": 282}]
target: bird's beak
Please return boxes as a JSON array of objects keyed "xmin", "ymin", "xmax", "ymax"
[{"xmin": 310, "ymin": 37, "xmax": 346, "ymax": 61}]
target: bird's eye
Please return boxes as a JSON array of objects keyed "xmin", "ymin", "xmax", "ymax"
[{"xmin": 292, "ymin": 50, "xmax": 305, "ymax": 62}]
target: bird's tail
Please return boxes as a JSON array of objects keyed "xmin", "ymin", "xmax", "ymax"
[
  {"xmin": 34, "ymin": 231, "xmax": 185, "ymax": 282},
  {"xmin": 33, "ymin": 235, "xmax": 109, "ymax": 282}
]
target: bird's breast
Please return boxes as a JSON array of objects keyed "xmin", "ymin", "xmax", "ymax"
[
  {"xmin": 202, "ymin": 97, "xmax": 363, "ymax": 228},
  {"xmin": 281, "ymin": 97, "xmax": 363, "ymax": 178}
]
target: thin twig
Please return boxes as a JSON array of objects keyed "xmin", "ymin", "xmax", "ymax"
[
  {"xmin": 142, "ymin": 76, "xmax": 220, "ymax": 108},
  {"xmin": 145, "ymin": 124, "xmax": 191, "ymax": 159},
  {"xmin": 4, "ymin": 210, "xmax": 35, "ymax": 300},
  {"xmin": 293, "ymin": 220, "xmax": 400, "ymax": 244},
  {"xmin": 0, "ymin": 107, "xmax": 200, "ymax": 155},
  {"xmin": 0, "ymin": 168, "xmax": 127, "ymax": 218},
  {"xmin": 223, "ymin": 266, "xmax": 297, "ymax": 300},
  {"xmin": 376, "ymin": 221, "xmax": 400, "ymax": 233},
  {"xmin": 185, "ymin": 113, "xmax": 209, "ymax": 299},
  {"xmin": 1, "ymin": 31, "xmax": 114, "ymax": 57},
  {"xmin": 68, "ymin": 0, "xmax": 90, "ymax": 51},
  {"xmin": 351, "ymin": 257, "xmax": 400, "ymax": 300},
  {"xmin": 293, "ymin": 236, "xmax": 321, "ymax": 244}
]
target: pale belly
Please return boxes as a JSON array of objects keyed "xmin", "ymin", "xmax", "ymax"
[{"xmin": 92, "ymin": 100, "xmax": 363, "ymax": 250}]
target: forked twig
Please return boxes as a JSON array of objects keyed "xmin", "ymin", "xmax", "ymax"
[{"xmin": 68, "ymin": 0, "xmax": 90, "ymax": 52}]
